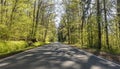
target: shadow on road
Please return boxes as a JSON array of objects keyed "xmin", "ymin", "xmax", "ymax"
[{"xmin": 0, "ymin": 43, "xmax": 119, "ymax": 69}]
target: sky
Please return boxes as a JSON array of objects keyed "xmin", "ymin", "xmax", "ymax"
[{"xmin": 54, "ymin": 0, "xmax": 64, "ymax": 28}]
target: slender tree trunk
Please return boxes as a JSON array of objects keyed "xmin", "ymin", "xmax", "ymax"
[
  {"xmin": 81, "ymin": 0, "xmax": 85, "ymax": 46},
  {"xmin": 66, "ymin": 11, "xmax": 71, "ymax": 44},
  {"xmin": 31, "ymin": 0, "xmax": 36, "ymax": 39},
  {"xmin": 67, "ymin": 22, "xmax": 70, "ymax": 44},
  {"xmin": 117, "ymin": 0, "xmax": 120, "ymax": 48},
  {"xmin": 43, "ymin": 22, "xmax": 49, "ymax": 42},
  {"xmin": 33, "ymin": 0, "xmax": 42, "ymax": 39},
  {"xmin": 97, "ymin": 0, "xmax": 102, "ymax": 49},
  {"xmin": 5, "ymin": 0, "xmax": 8, "ymax": 25},
  {"xmin": 9, "ymin": 0, "xmax": 18, "ymax": 27},
  {"xmin": 103, "ymin": 0, "xmax": 109, "ymax": 49},
  {"xmin": 87, "ymin": 14, "xmax": 93, "ymax": 47},
  {"xmin": 117, "ymin": 0, "xmax": 120, "ymax": 31},
  {"xmin": 43, "ymin": 16, "xmax": 49, "ymax": 42},
  {"xmin": 0, "ymin": 0, "xmax": 4, "ymax": 24}
]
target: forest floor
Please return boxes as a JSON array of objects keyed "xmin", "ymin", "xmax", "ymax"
[
  {"xmin": 63, "ymin": 42, "xmax": 120, "ymax": 65},
  {"xmin": 0, "ymin": 43, "xmax": 119, "ymax": 69},
  {"xmin": 81, "ymin": 49, "xmax": 120, "ymax": 65},
  {"xmin": 70, "ymin": 45, "xmax": 120, "ymax": 65}
]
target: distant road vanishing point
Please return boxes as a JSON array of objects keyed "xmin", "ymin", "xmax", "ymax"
[{"xmin": 0, "ymin": 43, "xmax": 120, "ymax": 69}]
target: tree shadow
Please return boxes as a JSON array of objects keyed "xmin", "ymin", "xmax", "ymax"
[{"xmin": 0, "ymin": 43, "xmax": 119, "ymax": 69}]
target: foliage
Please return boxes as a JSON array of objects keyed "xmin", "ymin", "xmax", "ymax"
[
  {"xmin": 0, "ymin": 41, "xmax": 27, "ymax": 54},
  {"xmin": 0, "ymin": 0, "xmax": 56, "ymax": 57},
  {"xmin": 0, "ymin": 0, "xmax": 57, "ymax": 42},
  {"xmin": 58, "ymin": 0, "xmax": 120, "ymax": 55},
  {"xmin": 0, "ymin": 41, "xmax": 46, "ymax": 58}
]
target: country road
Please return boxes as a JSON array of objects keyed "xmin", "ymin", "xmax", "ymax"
[{"xmin": 0, "ymin": 43, "xmax": 120, "ymax": 69}]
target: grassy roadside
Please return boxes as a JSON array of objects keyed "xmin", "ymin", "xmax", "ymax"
[
  {"xmin": 68, "ymin": 43, "xmax": 120, "ymax": 64},
  {"xmin": 0, "ymin": 41, "xmax": 48, "ymax": 59}
]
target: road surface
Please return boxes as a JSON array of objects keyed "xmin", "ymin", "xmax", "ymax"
[{"xmin": 0, "ymin": 43, "xmax": 120, "ymax": 69}]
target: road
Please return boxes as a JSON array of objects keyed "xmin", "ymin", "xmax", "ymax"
[{"xmin": 0, "ymin": 43, "xmax": 120, "ymax": 69}]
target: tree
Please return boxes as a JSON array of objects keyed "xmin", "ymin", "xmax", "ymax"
[
  {"xmin": 96, "ymin": 0, "xmax": 102, "ymax": 49},
  {"xmin": 0, "ymin": 0, "xmax": 56, "ymax": 42},
  {"xmin": 117, "ymin": 0, "xmax": 120, "ymax": 48},
  {"xmin": 103, "ymin": 0, "xmax": 109, "ymax": 49}
]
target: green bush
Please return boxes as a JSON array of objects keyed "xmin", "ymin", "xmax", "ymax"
[
  {"xmin": 0, "ymin": 41, "xmax": 28, "ymax": 54},
  {"xmin": 0, "ymin": 40, "xmax": 47, "ymax": 58}
]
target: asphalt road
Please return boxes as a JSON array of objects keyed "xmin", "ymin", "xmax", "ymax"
[{"xmin": 0, "ymin": 43, "xmax": 120, "ymax": 69}]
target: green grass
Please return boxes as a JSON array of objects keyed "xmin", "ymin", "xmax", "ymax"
[
  {"xmin": 101, "ymin": 47, "xmax": 120, "ymax": 55},
  {"xmin": 70, "ymin": 43, "xmax": 120, "ymax": 55},
  {"xmin": 33, "ymin": 42, "xmax": 45, "ymax": 47},
  {"xmin": 0, "ymin": 41, "xmax": 46, "ymax": 58}
]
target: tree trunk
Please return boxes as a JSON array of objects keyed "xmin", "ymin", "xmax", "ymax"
[
  {"xmin": 117, "ymin": 0, "xmax": 120, "ymax": 48},
  {"xmin": 30, "ymin": 0, "xmax": 37, "ymax": 39},
  {"xmin": 97, "ymin": 0, "xmax": 102, "ymax": 49},
  {"xmin": 103, "ymin": 0, "xmax": 109, "ymax": 49},
  {"xmin": 81, "ymin": 0, "xmax": 85, "ymax": 47},
  {"xmin": 33, "ymin": 0, "xmax": 42, "ymax": 39},
  {"xmin": 9, "ymin": 0, "xmax": 18, "ymax": 28},
  {"xmin": 0, "ymin": 0, "xmax": 4, "ymax": 24}
]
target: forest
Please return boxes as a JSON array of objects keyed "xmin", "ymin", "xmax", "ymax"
[
  {"xmin": 0, "ymin": 0, "xmax": 57, "ymax": 56},
  {"xmin": 0, "ymin": 0, "xmax": 120, "ymax": 57},
  {"xmin": 58, "ymin": 0, "xmax": 120, "ymax": 55}
]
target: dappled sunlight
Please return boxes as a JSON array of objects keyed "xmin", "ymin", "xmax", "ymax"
[
  {"xmin": 0, "ymin": 43, "xmax": 119, "ymax": 69},
  {"xmin": 43, "ymin": 52, "xmax": 53, "ymax": 55},
  {"xmin": 99, "ymin": 60, "xmax": 117, "ymax": 67},
  {"xmin": 16, "ymin": 54, "xmax": 34, "ymax": 60},
  {"xmin": 0, "ymin": 62, "xmax": 10, "ymax": 67},
  {"xmin": 58, "ymin": 48, "xmax": 70, "ymax": 51},
  {"xmin": 90, "ymin": 65, "xmax": 102, "ymax": 69},
  {"xmin": 61, "ymin": 61, "xmax": 81, "ymax": 68},
  {"xmin": 0, "ymin": 0, "xmax": 119, "ymax": 69},
  {"xmin": 73, "ymin": 55, "xmax": 89, "ymax": 61}
]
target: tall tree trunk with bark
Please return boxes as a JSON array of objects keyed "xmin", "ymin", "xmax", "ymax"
[
  {"xmin": 103, "ymin": 0, "xmax": 109, "ymax": 49},
  {"xmin": 117, "ymin": 0, "xmax": 120, "ymax": 48},
  {"xmin": 33, "ymin": 0, "xmax": 42, "ymax": 39},
  {"xmin": 97, "ymin": 0, "xmax": 102, "ymax": 49},
  {"xmin": 81, "ymin": 0, "xmax": 85, "ymax": 46}
]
